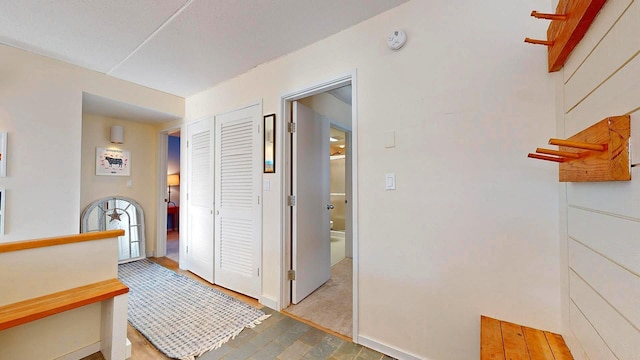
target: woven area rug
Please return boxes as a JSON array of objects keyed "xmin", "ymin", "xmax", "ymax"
[{"xmin": 118, "ymin": 259, "xmax": 269, "ymax": 360}]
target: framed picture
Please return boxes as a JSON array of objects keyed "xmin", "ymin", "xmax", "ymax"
[
  {"xmin": 264, "ymin": 114, "xmax": 276, "ymax": 173},
  {"xmin": 0, "ymin": 188, "xmax": 5, "ymax": 235},
  {"xmin": 0, "ymin": 132, "xmax": 6, "ymax": 177},
  {"xmin": 96, "ymin": 147, "xmax": 131, "ymax": 176}
]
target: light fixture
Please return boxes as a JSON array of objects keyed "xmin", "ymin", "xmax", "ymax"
[
  {"xmin": 110, "ymin": 125, "xmax": 124, "ymax": 144},
  {"xmin": 339, "ymin": 145, "xmax": 346, "ymax": 149},
  {"xmin": 167, "ymin": 174, "xmax": 180, "ymax": 206},
  {"xmin": 330, "ymin": 137, "xmax": 338, "ymax": 142}
]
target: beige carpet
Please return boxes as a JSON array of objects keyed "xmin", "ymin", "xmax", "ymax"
[
  {"xmin": 166, "ymin": 231, "xmax": 179, "ymax": 263},
  {"xmin": 285, "ymin": 258, "xmax": 352, "ymax": 338}
]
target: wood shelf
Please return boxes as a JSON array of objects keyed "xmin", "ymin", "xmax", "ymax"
[{"xmin": 528, "ymin": 115, "xmax": 631, "ymax": 182}]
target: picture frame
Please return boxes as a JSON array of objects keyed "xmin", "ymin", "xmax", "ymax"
[
  {"xmin": 264, "ymin": 114, "xmax": 276, "ymax": 173},
  {"xmin": 96, "ymin": 147, "xmax": 131, "ymax": 176},
  {"xmin": 0, "ymin": 132, "xmax": 6, "ymax": 177},
  {"xmin": 0, "ymin": 188, "xmax": 5, "ymax": 235}
]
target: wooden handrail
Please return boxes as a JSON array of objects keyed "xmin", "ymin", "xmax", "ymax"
[
  {"xmin": 0, "ymin": 278, "xmax": 128, "ymax": 331},
  {"xmin": 0, "ymin": 230, "xmax": 125, "ymax": 253}
]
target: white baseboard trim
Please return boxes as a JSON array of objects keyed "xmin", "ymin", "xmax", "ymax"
[
  {"xmin": 146, "ymin": 251, "xmax": 155, "ymax": 258},
  {"xmin": 55, "ymin": 341, "xmax": 101, "ymax": 360},
  {"xmin": 357, "ymin": 335, "xmax": 422, "ymax": 360},
  {"xmin": 259, "ymin": 295, "xmax": 279, "ymax": 310},
  {"xmin": 126, "ymin": 337, "xmax": 132, "ymax": 359}
]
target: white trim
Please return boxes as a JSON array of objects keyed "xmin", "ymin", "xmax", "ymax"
[
  {"xmin": 259, "ymin": 295, "xmax": 279, "ymax": 310},
  {"xmin": 279, "ymin": 70, "xmax": 359, "ymax": 340},
  {"xmin": 358, "ymin": 335, "xmax": 422, "ymax": 360},
  {"xmin": 156, "ymin": 124, "xmax": 183, "ymax": 260},
  {"xmin": 54, "ymin": 341, "xmax": 101, "ymax": 360},
  {"xmin": 52, "ymin": 338, "xmax": 131, "ymax": 360},
  {"xmin": 156, "ymin": 132, "xmax": 169, "ymax": 258}
]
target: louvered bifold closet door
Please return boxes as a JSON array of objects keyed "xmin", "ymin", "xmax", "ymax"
[
  {"xmin": 214, "ymin": 104, "xmax": 262, "ymax": 298},
  {"xmin": 186, "ymin": 120, "xmax": 215, "ymax": 283}
]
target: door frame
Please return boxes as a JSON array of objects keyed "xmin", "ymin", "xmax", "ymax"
[
  {"xmin": 156, "ymin": 124, "xmax": 183, "ymax": 263},
  {"xmin": 280, "ymin": 71, "xmax": 359, "ymax": 341}
]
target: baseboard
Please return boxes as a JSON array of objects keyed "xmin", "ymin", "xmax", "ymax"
[
  {"xmin": 126, "ymin": 337, "xmax": 132, "ymax": 359},
  {"xmin": 146, "ymin": 251, "xmax": 155, "ymax": 257},
  {"xmin": 55, "ymin": 341, "xmax": 101, "ymax": 360},
  {"xmin": 357, "ymin": 335, "xmax": 422, "ymax": 360},
  {"xmin": 259, "ymin": 295, "xmax": 279, "ymax": 310}
]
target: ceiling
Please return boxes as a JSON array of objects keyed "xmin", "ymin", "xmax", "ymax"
[{"xmin": 0, "ymin": 0, "xmax": 407, "ymax": 98}]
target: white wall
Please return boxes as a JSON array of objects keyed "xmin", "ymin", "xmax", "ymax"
[
  {"xmin": 0, "ymin": 44, "xmax": 184, "ymax": 243},
  {"xmin": 557, "ymin": 1, "xmax": 640, "ymax": 359},
  {"xmin": 81, "ymin": 113, "xmax": 159, "ymax": 254},
  {"xmin": 185, "ymin": 0, "xmax": 559, "ymax": 358}
]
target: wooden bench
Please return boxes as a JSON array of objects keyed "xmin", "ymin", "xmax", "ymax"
[
  {"xmin": 0, "ymin": 278, "xmax": 128, "ymax": 331},
  {"xmin": 481, "ymin": 316, "xmax": 574, "ymax": 360}
]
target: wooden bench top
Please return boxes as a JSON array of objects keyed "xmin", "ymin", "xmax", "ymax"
[
  {"xmin": 0, "ymin": 230, "xmax": 125, "ymax": 253},
  {"xmin": 481, "ymin": 316, "xmax": 573, "ymax": 360},
  {"xmin": 0, "ymin": 278, "xmax": 129, "ymax": 331}
]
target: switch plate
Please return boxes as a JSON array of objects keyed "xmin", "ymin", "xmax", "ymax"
[
  {"xmin": 263, "ymin": 179, "xmax": 271, "ymax": 191},
  {"xmin": 126, "ymin": 179, "xmax": 132, "ymax": 188},
  {"xmin": 385, "ymin": 173, "xmax": 396, "ymax": 190},
  {"xmin": 384, "ymin": 131, "xmax": 396, "ymax": 148}
]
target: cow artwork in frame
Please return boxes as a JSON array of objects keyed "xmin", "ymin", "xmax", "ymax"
[{"xmin": 96, "ymin": 147, "xmax": 130, "ymax": 176}]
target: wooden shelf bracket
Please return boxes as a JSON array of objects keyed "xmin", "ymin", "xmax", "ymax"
[{"xmin": 528, "ymin": 115, "xmax": 631, "ymax": 182}]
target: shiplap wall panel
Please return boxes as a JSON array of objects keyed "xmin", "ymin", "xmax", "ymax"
[
  {"xmin": 562, "ymin": 1, "xmax": 640, "ymax": 359},
  {"xmin": 569, "ymin": 303, "xmax": 617, "ymax": 360},
  {"xmin": 569, "ymin": 239, "xmax": 640, "ymax": 328},
  {"xmin": 563, "ymin": 0, "xmax": 634, "ymax": 82},
  {"xmin": 564, "ymin": 53, "xmax": 640, "ymax": 135},
  {"xmin": 566, "ymin": 177, "xmax": 640, "ymax": 219},
  {"xmin": 564, "ymin": 0, "xmax": 640, "ymax": 112},
  {"xmin": 569, "ymin": 271, "xmax": 640, "ymax": 359},
  {"xmin": 567, "ymin": 207, "xmax": 640, "ymax": 276}
]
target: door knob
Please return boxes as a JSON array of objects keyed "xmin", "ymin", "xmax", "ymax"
[{"xmin": 327, "ymin": 204, "xmax": 335, "ymax": 210}]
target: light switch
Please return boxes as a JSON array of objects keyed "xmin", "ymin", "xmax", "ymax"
[
  {"xmin": 126, "ymin": 179, "xmax": 132, "ymax": 188},
  {"xmin": 385, "ymin": 173, "xmax": 396, "ymax": 190},
  {"xmin": 384, "ymin": 131, "xmax": 396, "ymax": 148},
  {"xmin": 263, "ymin": 179, "xmax": 271, "ymax": 191}
]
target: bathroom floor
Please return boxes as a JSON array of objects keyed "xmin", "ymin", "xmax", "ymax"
[{"xmin": 284, "ymin": 258, "xmax": 353, "ymax": 338}]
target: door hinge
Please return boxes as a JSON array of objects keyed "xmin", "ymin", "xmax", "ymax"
[
  {"xmin": 258, "ymin": 196, "xmax": 260, "ymax": 205},
  {"xmin": 288, "ymin": 269, "xmax": 296, "ymax": 281},
  {"xmin": 287, "ymin": 195, "xmax": 296, "ymax": 206},
  {"xmin": 257, "ymin": 268, "xmax": 260, "ymax": 277},
  {"xmin": 287, "ymin": 122, "xmax": 296, "ymax": 133}
]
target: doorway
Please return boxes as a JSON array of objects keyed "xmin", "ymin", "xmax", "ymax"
[
  {"xmin": 166, "ymin": 131, "xmax": 181, "ymax": 263},
  {"xmin": 282, "ymin": 76, "xmax": 357, "ymax": 339}
]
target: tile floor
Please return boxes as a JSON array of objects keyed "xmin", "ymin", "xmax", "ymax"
[{"xmin": 198, "ymin": 307, "xmax": 394, "ymax": 360}]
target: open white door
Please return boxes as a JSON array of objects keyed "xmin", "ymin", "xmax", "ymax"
[
  {"xmin": 186, "ymin": 119, "xmax": 214, "ymax": 283},
  {"xmin": 292, "ymin": 101, "xmax": 331, "ymax": 304},
  {"xmin": 214, "ymin": 104, "xmax": 262, "ymax": 298}
]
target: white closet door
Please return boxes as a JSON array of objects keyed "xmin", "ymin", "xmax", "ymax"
[
  {"xmin": 214, "ymin": 104, "xmax": 262, "ymax": 298},
  {"xmin": 186, "ymin": 119, "xmax": 215, "ymax": 283}
]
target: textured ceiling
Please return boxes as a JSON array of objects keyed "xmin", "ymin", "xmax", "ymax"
[{"xmin": 0, "ymin": 0, "xmax": 407, "ymax": 98}]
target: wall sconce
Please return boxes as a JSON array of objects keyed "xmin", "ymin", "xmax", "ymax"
[
  {"xmin": 110, "ymin": 125, "xmax": 124, "ymax": 144},
  {"xmin": 167, "ymin": 174, "xmax": 180, "ymax": 206}
]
